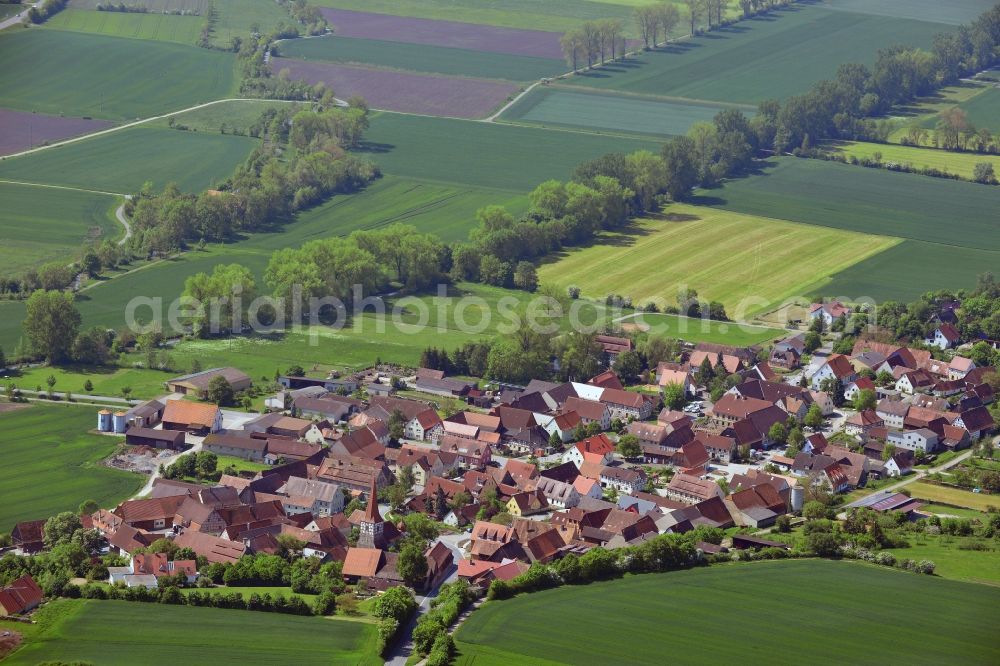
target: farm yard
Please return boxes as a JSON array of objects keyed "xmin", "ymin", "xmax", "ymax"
[
  {"xmin": 275, "ymin": 35, "xmax": 566, "ymax": 82},
  {"xmin": 454, "ymin": 560, "xmax": 1000, "ymax": 665},
  {"xmin": 0, "ymin": 182, "xmax": 121, "ymax": 274},
  {"xmin": 0, "ymin": 126, "xmax": 260, "ymax": 194},
  {"xmin": 44, "ymin": 8, "xmax": 204, "ymax": 45},
  {"xmin": 271, "ymin": 58, "xmax": 522, "ymax": 118},
  {"xmin": 825, "ymin": 141, "xmax": 1000, "ymax": 182},
  {"xmin": 536, "ymin": 204, "xmax": 898, "ymax": 315},
  {"xmin": 570, "ymin": 7, "xmax": 949, "ymax": 104},
  {"xmin": 0, "ymin": 109, "xmax": 114, "ymax": 157},
  {"xmin": 499, "ymin": 86, "xmax": 738, "ymax": 137},
  {"xmin": 2, "ymin": 599, "xmax": 381, "ymax": 665},
  {"xmin": 0, "ymin": 404, "xmax": 143, "ymax": 533},
  {"xmin": 0, "ymin": 30, "xmax": 237, "ymax": 120}
]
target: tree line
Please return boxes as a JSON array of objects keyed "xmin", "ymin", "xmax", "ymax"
[
  {"xmin": 24, "ymin": 0, "xmax": 66, "ymax": 24},
  {"xmin": 127, "ymin": 102, "xmax": 377, "ymax": 257}
]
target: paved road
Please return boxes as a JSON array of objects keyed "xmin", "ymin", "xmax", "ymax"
[
  {"xmin": 0, "ymin": 4, "xmax": 32, "ymax": 31},
  {"xmin": 384, "ymin": 533, "xmax": 465, "ymax": 666},
  {"xmin": 115, "ymin": 203, "xmax": 132, "ymax": 245}
]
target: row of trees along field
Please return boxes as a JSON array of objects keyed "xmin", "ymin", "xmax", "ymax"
[
  {"xmin": 562, "ymin": 0, "xmax": 794, "ymax": 69},
  {"xmin": 901, "ymin": 107, "xmax": 1000, "ymax": 155},
  {"xmin": 127, "ymin": 102, "xmax": 377, "ymax": 256}
]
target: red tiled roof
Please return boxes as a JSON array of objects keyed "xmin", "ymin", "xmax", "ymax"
[{"xmin": 162, "ymin": 400, "xmax": 220, "ymax": 428}]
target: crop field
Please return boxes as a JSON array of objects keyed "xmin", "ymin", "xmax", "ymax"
[
  {"xmin": 211, "ymin": 0, "xmax": 292, "ymax": 49},
  {"xmin": 361, "ymin": 113, "xmax": 660, "ymax": 191},
  {"xmin": 273, "ymin": 58, "xmax": 521, "ymax": 118},
  {"xmin": 0, "ymin": 126, "xmax": 259, "ymax": 193},
  {"xmin": 45, "ymin": 8, "xmax": 204, "ymax": 45},
  {"xmin": 950, "ymin": 86, "xmax": 1000, "ymax": 133},
  {"xmin": 319, "ymin": 7, "xmax": 565, "ymax": 58},
  {"xmin": 907, "ymin": 482, "xmax": 1000, "ymax": 512},
  {"xmin": 276, "ymin": 35, "xmax": 566, "ymax": 82},
  {"xmin": 313, "ymin": 0, "xmax": 699, "ymax": 36},
  {"xmin": 455, "ymin": 560, "xmax": 1000, "ymax": 665},
  {"xmin": 822, "ymin": 0, "xmax": 996, "ymax": 25},
  {"xmin": 826, "ymin": 141, "xmax": 1000, "ymax": 181},
  {"xmin": 537, "ymin": 203, "xmax": 897, "ymax": 315},
  {"xmin": 501, "ymin": 86, "xmax": 738, "ymax": 137},
  {"xmin": 571, "ymin": 7, "xmax": 947, "ymax": 105},
  {"xmin": 4, "ymin": 599, "xmax": 381, "ymax": 665},
  {"xmin": 710, "ymin": 159, "xmax": 1000, "ymax": 251},
  {"xmin": 0, "ymin": 108, "xmax": 114, "ymax": 157},
  {"xmin": 0, "ymin": 177, "xmax": 526, "ymax": 351},
  {"xmin": 0, "ymin": 30, "xmax": 237, "ymax": 120},
  {"xmin": 69, "ymin": 0, "xmax": 210, "ymax": 10},
  {"xmin": 818, "ymin": 240, "xmax": 1000, "ymax": 304},
  {"xmin": 0, "ymin": 404, "xmax": 143, "ymax": 532},
  {"xmin": 0, "ymin": 182, "xmax": 121, "ymax": 274}
]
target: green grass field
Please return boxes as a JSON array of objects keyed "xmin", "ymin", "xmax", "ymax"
[
  {"xmin": 826, "ymin": 141, "xmax": 1000, "ymax": 182},
  {"xmin": 3, "ymin": 599, "xmax": 380, "ymax": 665},
  {"xmin": 908, "ymin": 482, "xmax": 1000, "ymax": 512},
  {"xmin": 277, "ymin": 35, "xmax": 566, "ymax": 82},
  {"xmin": 822, "ymin": 0, "xmax": 996, "ymax": 25},
  {"xmin": 950, "ymin": 86, "xmax": 1000, "ymax": 134},
  {"xmin": 500, "ymin": 86, "xmax": 737, "ymax": 137},
  {"xmin": 0, "ymin": 404, "xmax": 143, "ymax": 532},
  {"xmin": 313, "ymin": 0, "xmax": 671, "ymax": 36},
  {"xmin": 455, "ymin": 560, "xmax": 1000, "ymax": 665},
  {"xmin": 708, "ymin": 158, "xmax": 1000, "ymax": 300},
  {"xmin": 0, "ymin": 181, "xmax": 121, "ymax": 274},
  {"xmin": 889, "ymin": 534, "xmax": 1000, "ymax": 585},
  {"xmin": 0, "ymin": 126, "xmax": 259, "ymax": 193},
  {"xmin": 0, "ymin": 175, "xmax": 525, "ymax": 351},
  {"xmin": 536, "ymin": 203, "xmax": 897, "ymax": 316},
  {"xmin": 45, "ymin": 8, "xmax": 204, "ymax": 45},
  {"xmin": 620, "ymin": 312, "xmax": 782, "ymax": 346},
  {"xmin": 571, "ymin": 7, "xmax": 947, "ymax": 105},
  {"xmin": 362, "ymin": 112, "xmax": 661, "ymax": 191},
  {"xmin": 211, "ymin": 0, "xmax": 292, "ymax": 49},
  {"xmin": 0, "ymin": 29, "xmax": 236, "ymax": 120},
  {"xmin": 147, "ymin": 99, "xmax": 305, "ymax": 132}
]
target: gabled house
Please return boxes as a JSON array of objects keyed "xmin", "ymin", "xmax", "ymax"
[
  {"xmin": 954, "ymin": 406, "xmax": 995, "ymax": 441},
  {"xmin": 599, "ymin": 466, "xmax": 646, "ymax": 495},
  {"xmin": 809, "ymin": 301, "xmax": 851, "ymax": 327},
  {"xmin": 563, "ymin": 397, "xmax": 611, "ymax": 431},
  {"xmin": 924, "ymin": 324, "xmax": 960, "ymax": 350},
  {"xmin": 948, "ymin": 356, "xmax": 977, "ymax": 381},
  {"xmin": 664, "ymin": 473, "xmax": 723, "ymax": 505},
  {"xmin": 809, "ymin": 354, "xmax": 856, "ymax": 391},
  {"xmin": 11, "ymin": 519, "xmax": 46, "ymax": 553},
  {"xmin": 770, "ymin": 334, "xmax": 805, "ymax": 370},
  {"xmin": 561, "ymin": 433, "xmax": 615, "ymax": 468},
  {"xmin": 844, "ymin": 409, "xmax": 884, "ymax": 438},
  {"xmin": 0, "ymin": 575, "xmax": 43, "ymax": 615}
]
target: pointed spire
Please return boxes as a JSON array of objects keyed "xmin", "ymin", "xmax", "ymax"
[{"xmin": 363, "ymin": 476, "xmax": 382, "ymax": 524}]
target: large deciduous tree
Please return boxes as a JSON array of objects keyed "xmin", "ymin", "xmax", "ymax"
[{"xmin": 23, "ymin": 290, "xmax": 81, "ymax": 363}]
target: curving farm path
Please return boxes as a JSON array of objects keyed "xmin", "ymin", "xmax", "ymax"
[{"xmin": 115, "ymin": 202, "xmax": 132, "ymax": 246}]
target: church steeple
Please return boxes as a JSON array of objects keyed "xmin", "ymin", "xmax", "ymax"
[{"xmin": 357, "ymin": 476, "xmax": 384, "ymax": 549}]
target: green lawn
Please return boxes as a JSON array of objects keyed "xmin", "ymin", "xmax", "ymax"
[
  {"xmin": 620, "ymin": 312, "xmax": 782, "ymax": 346},
  {"xmin": 0, "ymin": 126, "xmax": 259, "ymax": 193},
  {"xmin": 277, "ymin": 35, "xmax": 566, "ymax": 82},
  {"xmin": 708, "ymin": 158, "xmax": 1000, "ymax": 301},
  {"xmin": 889, "ymin": 534, "xmax": 1000, "ymax": 585},
  {"xmin": 918, "ymin": 503, "xmax": 988, "ymax": 520},
  {"xmin": 45, "ymin": 8, "xmax": 204, "ymax": 45},
  {"xmin": 215, "ymin": 454, "xmax": 272, "ymax": 473},
  {"xmin": 9, "ymin": 364, "xmax": 173, "ymax": 401},
  {"xmin": 500, "ymin": 86, "xmax": 737, "ymax": 137},
  {"xmin": 3, "ymin": 599, "xmax": 380, "ymax": 665},
  {"xmin": 147, "ymin": 99, "xmax": 306, "ymax": 133},
  {"xmin": 0, "ymin": 181, "xmax": 121, "ymax": 274},
  {"xmin": 826, "ymin": 141, "xmax": 1000, "ymax": 182},
  {"xmin": 536, "ymin": 202, "xmax": 898, "ymax": 315},
  {"xmin": 950, "ymin": 86, "xmax": 1000, "ymax": 134},
  {"xmin": 361, "ymin": 112, "xmax": 661, "ymax": 191},
  {"xmin": 908, "ymin": 482, "xmax": 1000, "ymax": 512},
  {"xmin": 0, "ymin": 404, "xmax": 143, "ymax": 532},
  {"xmin": 0, "ymin": 29, "xmax": 237, "ymax": 120},
  {"xmin": 571, "ymin": 7, "xmax": 948, "ymax": 105},
  {"xmin": 455, "ymin": 560, "xmax": 1000, "ymax": 665}
]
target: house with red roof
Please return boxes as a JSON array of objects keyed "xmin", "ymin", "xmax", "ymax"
[
  {"xmin": 561, "ymin": 433, "xmax": 615, "ymax": 468},
  {"xmin": 0, "ymin": 575, "xmax": 43, "ymax": 615},
  {"xmin": 924, "ymin": 324, "xmax": 960, "ymax": 350},
  {"xmin": 809, "ymin": 354, "xmax": 857, "ymax": 391},
  {"xmin": 809, "ymin": 301, "xmax": 851, "ymax": 327}
]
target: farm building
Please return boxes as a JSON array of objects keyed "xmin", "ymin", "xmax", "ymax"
[
  {"xmin": 124, "ymin": 399, "xmax": 165, "ymax": 428},
  {"xmin": 161, "ymin": 400, "xmax": 222, "ymax": 434},
  {"xmin": 125, "ymin": 426, "xmax": 186, "ymax": 450},
  {"xmin": 0, "ymin": 574, "xmax": 43, "ymax": 615},
  {"xmin": 165, "ymin": 367, "xmax": 251, "ymax": 399}
]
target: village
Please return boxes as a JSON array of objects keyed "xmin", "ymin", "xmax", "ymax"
[{"xmin": 4, "ymin": 298, "xmax": 997, "ymax": 649}]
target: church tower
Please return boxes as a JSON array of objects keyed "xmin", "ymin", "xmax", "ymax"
[{"xmin": 357, "ymin": 476, "xmax": 385, "ymax": 549}]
